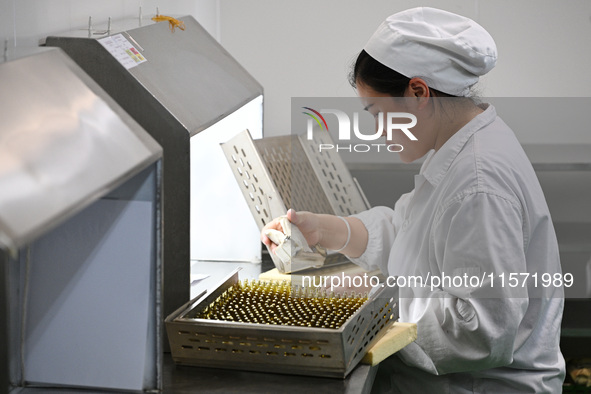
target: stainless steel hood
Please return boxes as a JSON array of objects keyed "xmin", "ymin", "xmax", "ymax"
[
  {"xmin": 0, "ymin": 48, "xmax": 161, "ymax": 251},
  {"xmin": 46, "ymin": 16, "xmax": 264, "ymax": 324},
  {"xmin": 0, "ymin": 47, "xmax": 163, "ymax": 392},
  {"xmin": 46, "ymin": 16, "xmax": 262, "ymax": 136}
]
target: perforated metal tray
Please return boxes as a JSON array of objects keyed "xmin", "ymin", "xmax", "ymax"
[
  {"xmin": 221, "ymin": 130, "xmax": 370, "ymax": 272},
  {"xmin": 165, "ymin": 270, "xmax": 398, "ymax": 378}
]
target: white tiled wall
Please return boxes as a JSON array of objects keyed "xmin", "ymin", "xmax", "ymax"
[
  {"xmin": 3, "ymin": 0, "xmax": 590, "ymax": 143},
  {"xmin": 0, "ymin": 0, "xmax": 219, "ymax": 48},
  {"xmin": 218, "ymin": 0, "xmax": 591, "ymax": 142}
]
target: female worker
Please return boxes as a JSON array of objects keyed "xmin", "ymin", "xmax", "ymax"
[{"xmin": 262, "ymin": 7, "xmax": 565, "ymax": 393}]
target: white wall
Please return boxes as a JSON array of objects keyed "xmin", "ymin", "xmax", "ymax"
[
  {"xmin": 219, "ymin": 0, "xmax": 591, "ymax": 142},
  {"xmin": 0, "ymin": 0, "xmax": 219, "ymax": 47},
  {"xmin": 1, "ymin": 0, "xmax": 590, "ymax": 142}
]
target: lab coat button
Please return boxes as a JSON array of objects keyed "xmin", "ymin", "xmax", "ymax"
[{"xmin": 402, "ymin": 220, "xmax": 409, "ymax": 231}]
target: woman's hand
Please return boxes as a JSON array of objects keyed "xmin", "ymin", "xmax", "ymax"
[
  {"xmin": 261, "ymin": 209, "xmax": 321, "ymax": 254},
  {"xmin": 261, "ymin": 209, "xmax": 368, "ymax": 258}
]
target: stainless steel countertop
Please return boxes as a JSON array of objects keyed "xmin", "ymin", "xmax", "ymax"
[
  {"xmin": 163, "ymin": 352, "xmax": 377, "ymax": 394},
  {"xmin": 9, "ymin": 355, "xmax": 378, "ymax": 394}
]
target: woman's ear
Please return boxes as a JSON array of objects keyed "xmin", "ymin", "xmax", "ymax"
[
  {"xmin": 408, "ymin": 78, "xmax": 430, "ymax": 97},
  {"xmin": 407, "ymin": 78, "xmax": 431, "ymax": 109}
]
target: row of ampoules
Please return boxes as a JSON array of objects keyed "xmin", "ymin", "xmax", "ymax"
[{"xmin": 194, "ymin": 279, "xmax": 368, "ymax": 329}]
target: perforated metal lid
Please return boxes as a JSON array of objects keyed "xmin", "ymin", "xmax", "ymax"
[{"xmin": 221, "ymin": 130, "xmax": 369, "ymax": 272}]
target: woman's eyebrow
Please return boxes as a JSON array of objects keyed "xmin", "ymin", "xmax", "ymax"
[{"xmin": 364, "ymin": 103, "xmax": 374, "ymax": 111}]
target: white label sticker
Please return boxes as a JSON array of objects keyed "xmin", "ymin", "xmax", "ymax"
[{"xmin": 98, "ymin": 34, "xmax": 147, "ymax": 70}]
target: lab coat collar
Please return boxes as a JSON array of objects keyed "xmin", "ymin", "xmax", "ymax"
[{"xmin": 419, "ymin": 103, "xmax": 496, "ymax": 186}]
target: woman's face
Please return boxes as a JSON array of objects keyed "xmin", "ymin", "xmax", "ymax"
[{"xmin": 356, "ymin": 81, "xmax": 434, "ymax": 163}]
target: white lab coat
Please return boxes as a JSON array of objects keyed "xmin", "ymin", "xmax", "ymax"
[{"xmin": 350, "ymin": 104, "xmax": 565, "ymax": 393}]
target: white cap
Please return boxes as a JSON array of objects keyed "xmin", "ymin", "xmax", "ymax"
[{"xmin": 364, "ymin": 7, "xmax": 497, "ymax": 96}]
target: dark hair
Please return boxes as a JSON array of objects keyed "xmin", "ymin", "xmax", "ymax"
[{"xmin": 349, "ymin": 50, "xmax": 454, "ymax": 98}]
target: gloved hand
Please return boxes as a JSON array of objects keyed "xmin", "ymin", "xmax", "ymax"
[{"xmin": 261, "ymin": 210, "xmax": 325, "ymax": 273}]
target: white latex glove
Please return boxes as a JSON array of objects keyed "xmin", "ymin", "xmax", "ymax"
[{"xmin": 263, "ymin": 215, "xmax": 325, "ymax": 273}]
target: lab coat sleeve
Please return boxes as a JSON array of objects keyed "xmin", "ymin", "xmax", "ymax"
[
  {"xmin": 397, "ymin": 191, "xmax": 529, "ymax": 375},
  {"xmin": 348, "ymin": 205, "xmax": 400, "ymax": 275}
]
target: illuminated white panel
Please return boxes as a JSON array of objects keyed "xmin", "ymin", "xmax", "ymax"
[{"xmin": 190, "ymin": 95, "xmax": 263, "ymax": 262}]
